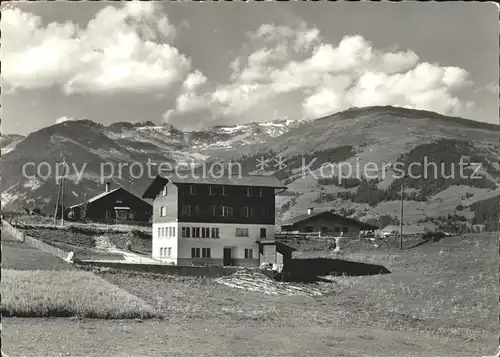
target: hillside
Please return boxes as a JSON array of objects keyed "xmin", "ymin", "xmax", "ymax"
[
  {"xmin": 1, "ymin": 134, "xmax": 25, "ymax": 155},
  {"xmin": 0, "ymin": 118, "xmax": 299, "ymax": 211},
  {"xmin": 216, "ymin": 106, "xmax": 500, "ymax": 230},
  {"xmin": 1, "ymin": 106, "xmax": 499, "ymax": 230}
]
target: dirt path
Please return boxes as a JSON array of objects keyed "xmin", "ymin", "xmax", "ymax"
[{"xmin": 2, "ymin": 318, "xmax": 495, "ymax": 357}]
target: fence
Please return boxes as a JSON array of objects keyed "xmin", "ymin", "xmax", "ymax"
[
  {"xmin": 68, "ymin": 218, "xmax": 152, "ymax": 227},
  {"xmin": 2, "ymin": 221, "xmax": 26, "ymax": 242},
  {"xmin": 275, "ymin": 231, "xmax": 360, "ymax": 239},
  {"xmin": 2, "ymin": 221, "xmax": 74, "ymax": 263}
]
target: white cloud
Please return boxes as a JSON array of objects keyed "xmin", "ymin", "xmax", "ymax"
[
  {"xmin": 55, "ymin": 116, "xmax": 76, "ymax": 124},
  {"xmin": 164, "ymin": 23, "xmax": 474, "ymax": 127},
  {"xmin": 2, "ymin": 3, "xmax": 191, "ymax": 94},
  {"xmin": 182, "ymin": 70, "xmax": 207, "ymax": 93},
  {"xmin": 482, "ymin": 81, "xmax": 499, "ymax": 95},
  {"xmin": 4, "ymin": 7, "xmax": 476, "ymax": 128},
  {"xmin": 302, "ymin": 88, "xmax": 345, "ymax": 119}
]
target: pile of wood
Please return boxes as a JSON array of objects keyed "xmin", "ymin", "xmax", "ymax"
[{"xmin": 215, "ymin": 270, "xmax": 328, "ymax": 297}]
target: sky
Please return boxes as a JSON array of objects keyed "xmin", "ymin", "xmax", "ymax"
[{"xmin": 2, "ymin": 1, "xmax": 498, "ymax": 135}]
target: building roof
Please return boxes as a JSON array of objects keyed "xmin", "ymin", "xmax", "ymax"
[
  {"xmin": 379, "ymin": 225, "xmax": 400, "ymax": 233},
  {"xmin": 281, "ymin": 210, "xmax": 377, "ymax": 230},
  {"xmin": 69, "ymin": 187, "xmax": 151, "ymax": 209},
  {"xmin": 142, "ymin": 170, "xmax": 286, "ymax": 199},
  {"xmin": 161, "ymin": 170, "xmax": 286, "ymax": 187}
]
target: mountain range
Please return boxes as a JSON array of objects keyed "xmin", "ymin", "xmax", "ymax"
[{"xmin": 2, "ymin": 106, "xmax": 499, "ymax": 231}]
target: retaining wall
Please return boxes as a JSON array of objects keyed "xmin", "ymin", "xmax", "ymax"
[
  {"xmin": 2, "ymin": 221, "xmax": 74, "ymax": 263},
  {"xmin": 75, "ymin": 260, "xmax": 240, "ymax": 277}
]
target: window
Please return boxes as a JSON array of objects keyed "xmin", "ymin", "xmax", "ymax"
[
  {"xmin": 222, "ymin": 186, "xmax": 228, "ymax": 196},
  {"xmin": 168, "ymin": 227, "xmax": 172, "ymax": 237},
  {"xmin": 195, "ymin": 205, "xmax": 200, "ymax": 215},
  {"xmin": 243, "ymin": 207, "xmax": 249, "ymax": 218},
  {"xmin": 209, "ymin": 186, "xmax": 216, "ymax": 195},
  {"xmin": 162, "ymin": 185, "xmax": 167, "ymax": 196},
  {"xmin": 260, "ymin": 228, "xmax": 266, "ymax": 238},
  {"xmin": 321, "ymin": 226, "xmax": 329, "ymax": 234},
  {"xmin": 250, "ymin": 207, "xmax": 256, "ymax": 217},
  {"xmin": 244, "ymin": 249, "xmax": 254, "ymax": 259},
  {"xmin": 182, "ymin": 205, "xmax": 192, "ymax": 216},
  {"xmin": 188, "ymin": 185, "xmax": 196, "ymax": 195},
  {"xmin": 341, "ymin": 226, "xmax": 349, "ymax": 233},
  {"xmin": 236, "ymin": 228, "xmax": 249, "ymax": 237},
  {"xmin": 259, "ymin": 188, "xmax": 263, "ymax": 197},
  {"xmin": 305, "ymin": 225, "xmax": 314, "ymax": 233},
  {"xmin": 201, "ymin": 227, "xmax": 209, "ymax": 238},
  {"xmin": 211, "ymin": 206, "xmax": 217, "ymax": 217},
  {"xmin": 161, "ymin": 227, "xmax": 165, "ymax": 237},
  {"xmin": 159, "ymin": 206, "xmax": 167, "ymax": 217},
  {"xmin": 192, "ymin": 227, "xmax": 200, "ymax": 238},
  {"xmin": 202, "ymin": 248, "xmax": 211, "ymax": 258},
  {"xmin": 191, "ymin": 247, "xmax": 201, "ymax": 258},
  {"xmin": 167, "ymin": 247, "xmax": 172, "ymax": 257},
  {"xmin": 334, "ymin": 226, "xmax": 341, "ymax": 233},
  {"xmin": 246, "ymin": 187, "xmax": 253, "ymax": 197},
  {"xmin": 211, "ymin": 227, "xmax": 220, "ymax": 238},
  {"xmin": 182, "ymin": 227, "xmax": 191, "ymax": 238},
  {"xmin": 220, "ymin": 206, "xmax": 229, "ymax": 217},
  {"xmin": 157, "ymin": 227, "xmax": 161, "ymax": 237},
  {"xmin": 160, "ymin": 248, "xmax": 163, "ymax": 256},
  {"xmin": 172, "ymin": 227, "xmax": 176, "ymax": 237}
]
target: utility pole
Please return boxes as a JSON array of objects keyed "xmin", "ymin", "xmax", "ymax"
[
  {"xmin": 53, "ymin": 178, "xmax": 61, "ymax": 226},
  {"xmin": 399, "ymin": 182, "xmax": 404, "ymax": 250},
  {"xmin": 399, "ymin": 173, "xmax": 409, "ymax": 251},
  {"xmin": 129, "ymin": 176, "xmax": 134, "ymax": 193},
  {"xmin": 60, "ymin": 157, "xmax": 66, "ymax": 227}
]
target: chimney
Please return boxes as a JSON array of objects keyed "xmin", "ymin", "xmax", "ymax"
[
  {"xmin": 307, "ymin": 207, "xmax": 314, "ymax": 215},
  {"xmin": 105, "ymin": 182, "xmax": 111, "ymax": 193}
]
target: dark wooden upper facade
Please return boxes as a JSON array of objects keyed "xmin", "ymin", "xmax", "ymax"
[{"xmin": 143, "ymin": 174, "xmax": 286, "ymax": 225}]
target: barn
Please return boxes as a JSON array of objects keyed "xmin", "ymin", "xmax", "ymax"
[
  {"xmin": 280, "ymin": 208, "xmax": 377, "ymax": 238},
  {"xmin": 67, "ymin": 183, "xmax": 152, "ymax": 224}
]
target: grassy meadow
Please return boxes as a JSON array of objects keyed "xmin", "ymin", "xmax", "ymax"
[
  {"xmin": 1, "ymin": 269, "xmax": 160, "ymax": 319},
  {"xmin": 96, "ymin": 232, "xmax": 497, "ymax": 342},
  {"xmin": 2, "ymin": 225, "xmax": 497, "ymax": 356}
]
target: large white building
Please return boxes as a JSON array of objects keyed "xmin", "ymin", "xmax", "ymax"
[{"xmin": 142, "ymin": 171, "xmax": 287, "ymax": 267}]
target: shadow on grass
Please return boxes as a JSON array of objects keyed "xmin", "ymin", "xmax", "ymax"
[{"xmin": 278, "ymin": 258, "xmax": 391, "ymax": 283}]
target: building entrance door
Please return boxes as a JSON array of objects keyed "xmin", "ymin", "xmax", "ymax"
[{"xmin": 223, "ymin": 247, "xmax": 233, "ymax": 266}]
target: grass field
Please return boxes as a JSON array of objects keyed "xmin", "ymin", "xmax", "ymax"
[
  {"xmin": 1, "ymin": 269, "xmax": 160, "ymax": 319},
  {"xmin": 1, "ymin": 229, "xmax": 159, "ymax": 320},
  {"xmin": 2, "ymin": 231, "xmax": 498, "ymax": 356},
  {"xmin": 98, "ymin": 237, "xmax": 496, "ymax": 340},
  {"xmin": 99, "ymin": 232, "xmax": 497, "ymax": 343}
]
